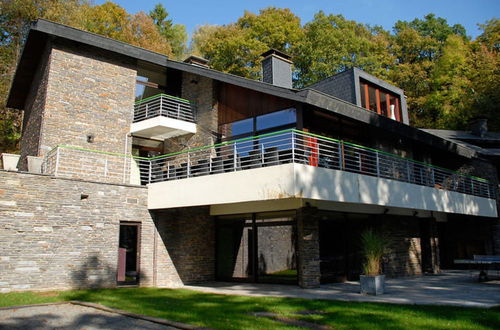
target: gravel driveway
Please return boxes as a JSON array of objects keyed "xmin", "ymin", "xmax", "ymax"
[{"xmin": 0, "ymin": 303, "xmax": 178, "ymax": 329}]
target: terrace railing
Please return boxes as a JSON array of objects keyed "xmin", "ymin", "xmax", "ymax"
[
  {"xmin": 134, "ymin": 94, "xmax": 195, "ymax": 123},
  {"xmin": 141, "ymin": 129, "xmax": 495, "ymax": 198},
  {"xmin": 41, "ymin": 129, "xmax": 496, "ymax": 199}
]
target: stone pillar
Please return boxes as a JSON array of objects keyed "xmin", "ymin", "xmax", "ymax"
[
  {"xmin": 429, "ymin": 218, "xmax": 441, "ymax": 273},
  {"xmin": 296, "ymin": 207, "xmax": 320, "ymax": 288}
]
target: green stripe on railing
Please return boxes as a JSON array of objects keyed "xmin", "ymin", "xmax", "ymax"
[
  {"xmin": 292, "ymin": 129, "xmax": 490, "ymax": 183},
  {"xmin": 135, "ymin": 93, "xmax": 191, "ymax": 105},
  {"xmin": 52, "ymin": 128, "xmax": 491, "ymax": 183}
]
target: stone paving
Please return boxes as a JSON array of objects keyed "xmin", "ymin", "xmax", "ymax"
[
  {"xmin": 0, "ymin": 303, "xmax": 177, "ymax": 330},
  {"xmin": 184, "ymin": 270, "xmax": 500, "ymax": 308}
]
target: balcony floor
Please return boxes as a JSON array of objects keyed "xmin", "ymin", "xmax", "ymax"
[{"xmin": 148, "ymin": 163, "xmax": 497, "ymax": 217}]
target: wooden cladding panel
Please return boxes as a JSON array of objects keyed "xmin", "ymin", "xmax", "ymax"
[{"xmin": 218, "ymin": 83, "xmax": 294, "ymax": 125}]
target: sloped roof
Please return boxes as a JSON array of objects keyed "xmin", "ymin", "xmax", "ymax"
[{"xmin": 7, "ymin": 19, "xmax": 479, "ymax": 159}]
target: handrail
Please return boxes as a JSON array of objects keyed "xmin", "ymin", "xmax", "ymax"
[{"xmin": 41, "ymin": 129, "xmax": 496, "ymax": 199}]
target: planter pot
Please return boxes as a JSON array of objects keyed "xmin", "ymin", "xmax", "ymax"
[
  {"xmin": 0, "ymin": 153, "xmax": 20, "ymax": 171},
  {"xmin": 27, "ymin": 156, "xmax": 43, "ymax": 174},
  {"xmin": 360, "ymin": 274, "xmax": 385, "ymax": 295}
]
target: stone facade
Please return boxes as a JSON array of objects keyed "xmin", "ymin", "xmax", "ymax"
[
  {"xmin": 18, "ymin": 43, "xmax": 52, "ymax": 171},
  {"xmin": 20, "ymin": 40, "xmax": 136, "ymax": 168},
  {"xmin": 296, "ymin": 207, "xmax": 321, "ymax": 288},
  {"xmin": 154, "ymin": 207, "xmax": 215, "ymax": 287},
  {"xmin": 163, "ymin": 72, "xmax": 218, "ymax": 153},
  {"xmin": 0, "ymin": 170, "xmax": 154, "ymax": 292}
]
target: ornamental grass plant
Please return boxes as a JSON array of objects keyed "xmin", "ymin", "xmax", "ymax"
[{"xmin": 361, "ymin": 229, "xmax": 390, "ymax": 276}]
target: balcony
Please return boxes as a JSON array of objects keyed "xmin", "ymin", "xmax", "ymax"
[
  {"xmin": 130, "ymin": 94, "xmax": 196, "ymax": 139},
  {"xmin": 40, "ymin": 130, "xmax": 498, "ymax": 217}
]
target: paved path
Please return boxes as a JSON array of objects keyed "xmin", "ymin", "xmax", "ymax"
[
  {"xmin": 0, "ymin": 303, "xmax": 177, "ymax": 329},
  {"xmin": 184, "ymin": 270, "xmax": 500, "ymax": 308}
]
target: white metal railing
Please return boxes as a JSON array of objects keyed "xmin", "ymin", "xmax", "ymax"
[
  {"xmin": 40, "ymin": 130, "xmax": 496, "ymax": 199},
  {"xmin": 134, "ymin": 94, "xmax": 195, "ymax": 123},
  {"xmin": 140, "ymin": 129, "xmax": 496, "ymax": 199},
  {"xmin": 41, "ymin": 146, "xmax": 134, "ymax": 184}
]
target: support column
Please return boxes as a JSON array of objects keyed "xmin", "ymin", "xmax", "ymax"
[
  {"xmin": 297, "ymin": 206, "xmax": 320, "ymax": 288},
  {"xmin": 429, "ymin": 218, "xmax": 441, "ymax": 274}
]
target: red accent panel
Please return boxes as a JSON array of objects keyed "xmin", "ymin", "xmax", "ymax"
[{"xmin": 117, "ymin": 248, "xmax": 126, "ymax": 282}]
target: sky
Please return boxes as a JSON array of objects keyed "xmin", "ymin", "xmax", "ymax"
[{"xmin": 96, "ymin": 0, "xmax": 499, "ymax": 41}]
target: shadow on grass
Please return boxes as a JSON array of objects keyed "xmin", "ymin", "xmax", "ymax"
[{"xmin": 60, "ymin": 288, "xmax": 500, "ymax": 329}]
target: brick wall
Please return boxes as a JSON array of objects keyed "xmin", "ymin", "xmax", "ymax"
[
  {"xmin": 0, "ymin": 170, "xmax": 154, "ymax": 292},
  {"xmin": 154, "ymin": 207, "xmax": 215, "ymax": 287}
]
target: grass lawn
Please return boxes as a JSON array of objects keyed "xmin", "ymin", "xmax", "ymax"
[{"xmin": 1, "ymin": 288, "xmax": 499, "ymax": 329}]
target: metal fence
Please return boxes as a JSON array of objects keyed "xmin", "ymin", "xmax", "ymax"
[
  {"xmin": 41, "ymin": 129, "xmax": 496, "ymax": 199},
  {"xmin": 42, "ymin": 146, "xmax": 134, "ymax": 184},
  {"xmin": 134, "ymin": 94, "xmax": 195, "ymax": 123},
  {"xmin": 141, "ymin": 130, "xmax": 495, "ymax": 198}
]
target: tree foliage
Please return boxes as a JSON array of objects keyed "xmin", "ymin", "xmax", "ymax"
[
  {"xmin": 149, "ymin": 3, "xmax": 187, "ymax": 59},
  {"xmin": 192, "ymin": 7, "xmax": 303, "ymax": 79}
]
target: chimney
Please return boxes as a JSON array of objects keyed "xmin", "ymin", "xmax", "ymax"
[
  {"xmin": 260, "ymin": 49, "xmax": 293, "ymax": 88},
  {"xmin": 470, "ymin": 118, "xmax": 488, "ymax": 138},
  {"xmin": 183, "ymin": 55, "xmax": 209, "ymax": 68}
]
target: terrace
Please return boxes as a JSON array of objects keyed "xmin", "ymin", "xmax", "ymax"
[{"xmin": 41, "ymin": 130, "xmax": 497, "ymax": 216}]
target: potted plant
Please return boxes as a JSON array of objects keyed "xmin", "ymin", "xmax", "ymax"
[{"xmin": 360, "ymin": 229, "xmax": 389, "ymax": 295}]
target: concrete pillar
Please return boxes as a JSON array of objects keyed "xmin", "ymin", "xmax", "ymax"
[{"xmin": 296, "ymin": 206, "xmax": 320, "ymax": 288}]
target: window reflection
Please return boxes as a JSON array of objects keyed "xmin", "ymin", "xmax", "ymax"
[
  {"xmin": 359, "ymin": 79, "xmax": 402, "ymax": 121},
  {"xmin": 219, "ymin": 108, "xmax": 296, "ymax": 140}
]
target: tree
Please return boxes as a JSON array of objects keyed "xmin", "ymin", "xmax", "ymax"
[
  {"xmin": 389, "ymin": 14, "xmax": 471, "ymax": 128},
  {"xmin": 149, "ymin": 3, "xmax": 187, "ymax": 59},
  {"xmin": 192, "ymin": 7, "xmax": 303, "ymax": 80},
  {"xmin": 294, "ymin": 11, "xmax": 394, "ymax": 87}
]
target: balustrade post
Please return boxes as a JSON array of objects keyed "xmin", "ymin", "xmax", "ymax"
[
  {"xmin": 338, "ymin": 142, "xmax": 343, "ymax": 170},
  {"xmin": 159, "ymin": 96, "xmax": 163, "ymax": 117},
  {"xmin": 291, "ymin": 132, "xmax": 295, "ymax": 162},
  {"xmin": 375, "ymin": 152, "xmax": 380, "ymax": 177},
  {"xmin": 406, "ymin": 160, "xmax": 411, "ymax": 183},
  {"xmin": 55, "ymin": 147, "xmax": 60, "ymax": 176},
  {"xmin": 187, "ymin": 152, "xmax": 191, "ymax": 177},
  {"xmin": 177, "ymin": 103, "xmax": 181, "ymax": 119},
  {"xmin": 233, "ymin": 143, "xmax": 237, "ymax": 171},
  {"xmin": 148, "ymin": 160, "xmax": 152, "ymax": 184},
  {"xmin": 145, "ymin": 103, "xmax": 148, "ymax": 118}
]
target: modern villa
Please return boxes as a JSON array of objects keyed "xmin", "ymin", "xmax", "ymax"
[{"xmin": 0, "ymin": 19, "xmax": 498, "ymax": 292}]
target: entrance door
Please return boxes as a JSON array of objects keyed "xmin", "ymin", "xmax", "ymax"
[
  {"xmin": 117, "ymin": 222, "xmax": 140, "ymax": 285},
  {"xmin": 216, "ymin": 212, "xmax": 297, "ymax": 284}
]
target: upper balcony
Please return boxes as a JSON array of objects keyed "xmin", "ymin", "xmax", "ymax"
[{"xmin": 130, "ymin": 94, "xmax": 197, "ymax": 140}]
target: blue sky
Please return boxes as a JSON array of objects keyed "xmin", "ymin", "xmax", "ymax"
[{"xmin": 97, "ymin": 0, "xmax": 499, "ymax": 40}]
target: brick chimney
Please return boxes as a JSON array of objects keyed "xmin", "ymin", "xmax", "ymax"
[
  {"xmin": 260, "ymin": 49, "xmax": 293, "ymax": 88},
  {"xmin": 183, "ymin": 55, "xmax": 209, "ymax": 68}
]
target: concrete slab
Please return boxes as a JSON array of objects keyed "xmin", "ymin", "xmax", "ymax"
[{"xmin": 184, "ymin": 270, "xmax": 500, "ymax": 308}]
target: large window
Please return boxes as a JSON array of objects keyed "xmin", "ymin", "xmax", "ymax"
[
  {"xmin": 359, "ymin": 80, "xmax": 401, "ymax": 121},
  {"xmin": 219, "ymin": 108, "xmax": 296, "ymax": 140},
  {"xmin": 135, "ymin": 67, "xmax": 167, "ymax": 102}
]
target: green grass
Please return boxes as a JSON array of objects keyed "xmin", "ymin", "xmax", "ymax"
[{"xmin": 1, "ymin": 288, "xmax": 499, "ymax": 329}]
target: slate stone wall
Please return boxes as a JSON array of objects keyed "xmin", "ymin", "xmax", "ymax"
[
  {"xmin": 0, "ymin": 170, "xmax": 154, "ymax": 292},
  {"xmin": 154, "ymin": 207, "xmax": 215, "ymax": 287},
  {"xmin": 19, "ymin": 41, "xmax": 136, "ymax": 167},
  {"xmin": 296, "ymin": 207, "xmax": 321, "ymax": 288}
]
